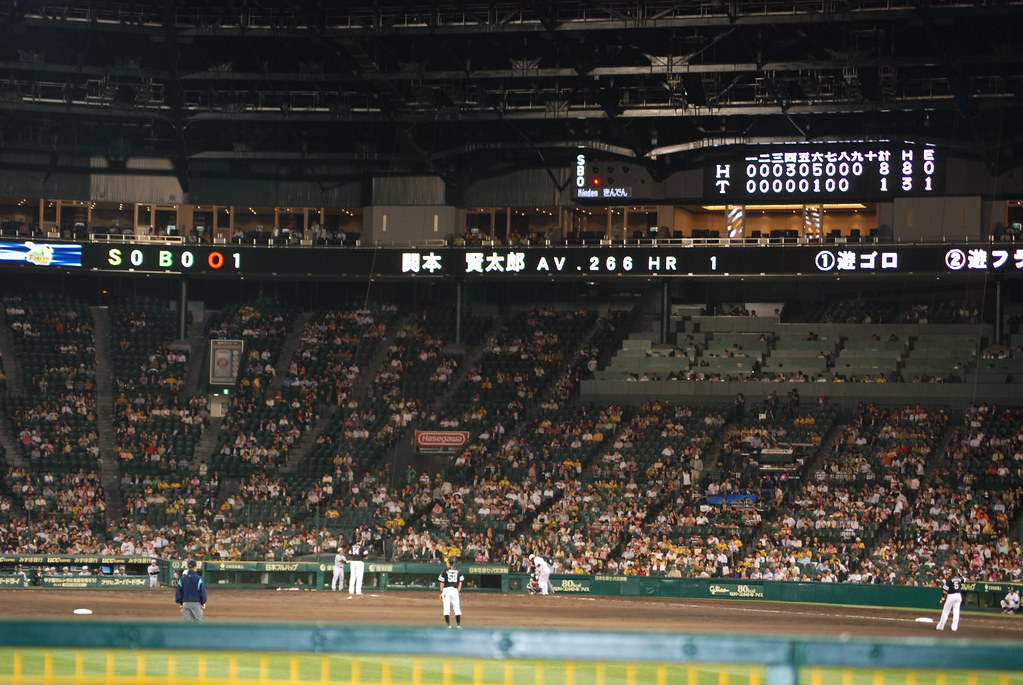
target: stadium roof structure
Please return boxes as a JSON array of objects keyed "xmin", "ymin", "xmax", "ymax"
[{"xmin": 2, "ymin": 0, "xmax": 1023, "ymax": 191}]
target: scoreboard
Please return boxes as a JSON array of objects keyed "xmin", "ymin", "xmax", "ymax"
[
  {"xmin": 704, "ymin": 143, "xmax": 943, "ymax": 201},
  {"xmin": 0, "ymin": 240, "xmax": 1017, "ymax": 279}
]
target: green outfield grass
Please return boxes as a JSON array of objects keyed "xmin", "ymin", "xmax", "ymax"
[
  {"xmin": 0, "ymin": 649, "xmax": 1021, "ymax": 685},
  {"xmin": 0, "ymin": 649, "xmax": 758, "ymax": 684},
  {"xmin": 802, "ymin": 668, "xmax": 1023, "ymax": 685}
]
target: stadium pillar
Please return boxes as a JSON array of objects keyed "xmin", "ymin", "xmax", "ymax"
[
  {"xmin": 179, "ymin": 277, "xmax": 187, "ymax": 340},
  {"xmin": 661, "ymin": 279, "xmax": 670, "ymax": 345},
  {"xmin": 994, "ymin": 277, "xmax": 1003, "ymax": 344},
  {"xmin": 455, "ymin": 279, "xmax": 463, "ymax": 345}
]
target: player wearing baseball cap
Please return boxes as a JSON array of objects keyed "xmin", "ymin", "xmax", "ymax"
[
  {"xmin": 438, "ymin": 557, "xmax": 464, "ymax": 629},
  {"xmin": 347, "ymin": 532, "xmax": 369, "ymax": 596},
  {"xmin": 530, "ymin": 555, "xmax": 553, "ymax": 596},
  {"xmin": 331, "ymin": 546, "xmax": 348, "ymax": 592},
  {"xmin": 175, "ymin": 560, "xmax": 207, "ymax": 623},
  {"xmin": 936, "ymin": 566, "xmax": 963, "ymax": 632},
  {"xmin": 147, "ymin": 559, "xmax": 160, "ymax": 588}
]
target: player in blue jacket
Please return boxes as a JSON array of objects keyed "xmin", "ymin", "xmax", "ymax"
[{"xmin": 175, "ymin": 560, "xmax": 207, "ymax": 623}]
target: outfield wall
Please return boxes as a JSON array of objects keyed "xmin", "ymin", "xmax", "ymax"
[
  {"xmin": 2, "ymin": 557, "xmax": 1017, "ymax": 613},
  {"xmin": 2, "ymin": 620, "xmax": 1023, "ymax": 685},
  {"xmin": 539, "ymin": 575, "xmax": 944, "ymax": 609}
]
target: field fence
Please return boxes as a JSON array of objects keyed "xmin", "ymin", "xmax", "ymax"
[{"xmin": 0, "ymin": 621, "xmax": 1021, "ymax": 685}]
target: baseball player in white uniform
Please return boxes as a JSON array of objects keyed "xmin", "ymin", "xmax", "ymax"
[
  {"xmin": 936, "ymin": 568, "xmax": 964, "ymax": 632},
  {"xmin": 147, "ymin": 559, "xmax": 160, "ymax": 588},
  {"xmin": 347, "ymin": 537, "xmax": 369, "ymax": 596},
  {"xmin": 13, "ymin": 565, "xmax": 28, "ymax": 587},
  {"xmin": 438, "ymin": 557, "xmax": 464, "ymax": 628},
  {"xmin": 331, "ymin": 549, "xmax": 348, "ymax": 592},
  {"xmin": 531, "ymin": 554, "xmax": 553, "ymax": 596},
  {"xmin": 1001, "ymin": 589, "xmax": 1020, "ymax": 614}
]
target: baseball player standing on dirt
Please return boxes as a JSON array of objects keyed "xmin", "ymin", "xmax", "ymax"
[
  {"xmin": 531, "ymin": 554, "xmax": 553, "ymax": 596},
  {"xmin": 331, "ymin": 547, "xmax": 348, "ymax": 592},
  {"xmin": 147, "ymin": 559, "xmax": 160, "ymax": 588},
  {"xmin": 438, "ymin": 557, "xmax": 464, "ymax": 629},
  {"xmin": 347, "ymin": 534, "xmax": 369, "ymax": 596},
  {"xmin": 936, "ymin": 567, "xmax": 963, "ymax": 632},
  {"xmin": 175, "ymin": 560, "xmax": 207, "ymax": 623}
]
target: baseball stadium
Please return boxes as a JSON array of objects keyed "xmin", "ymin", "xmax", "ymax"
[{"xmin": 2, "ymin": 1, "xmax": 1023, "ymax": 683}]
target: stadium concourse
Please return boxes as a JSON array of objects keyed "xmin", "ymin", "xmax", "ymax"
[{"xmin": 0, "ymin": 293, "xmax": 1021, "ymax": 591}]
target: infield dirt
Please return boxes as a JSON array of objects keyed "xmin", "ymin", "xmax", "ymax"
[{"xmin": 4, "ymin": 589, "xmax": 1021, "ymax": 641}]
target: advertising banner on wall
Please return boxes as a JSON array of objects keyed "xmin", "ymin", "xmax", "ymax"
[
  {"xmin": 0, "ymin": 241, "xmax": 82, "ymax": 267},
  {"xmin": 38, "ymin": 576, "xmax": 150, "ymax": 589},
  {"xmin": 209, "ymin": 339, "xmax": 244, "ymax": 385},
  {"xmin": 708, "ymin": 582, "xmax": 766, "ymax": 599},
  {"xmin": 414, "ymin": 430, "xmax": 470, "ymax": 453}
]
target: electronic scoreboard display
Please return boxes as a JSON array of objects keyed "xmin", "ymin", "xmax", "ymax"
[
  {"xmin": 0, "ymin": 240, "xmax": 1016, "ymax": 279},
  {"xmin": 704, "ymin": 143, "xmax": 943, "ymax": 201}
]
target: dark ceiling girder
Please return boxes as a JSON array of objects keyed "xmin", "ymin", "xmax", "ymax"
[
  {"xmin": 5, "ymin": 50, "xmax": 1023, "ymax": 83},
  {"xmin": 20, "ymin": 4, "xmax": 1017, "ymax": 36},
  {"xmin": 328, "ymin": 36, "xmax": 453, "ymax": 184},
  {"xmin": 0, "ymin": 158, "xmax": 369, "ymax": 183},
  {"xmin": 727, "ymin": 21, "xmax": 802, "ymax": 139},
  {"xmin": 159, "ymin": 1, "xmax": 191, "ymax": 194},
  {"xmin": 4, "ymin": 0, "xmax": 1022, "ymax": 180},
  {"xmin": 908, "ymin": 0, "xmax": 993, "ymax": 171},
  {"xmin": 5, "ymin": 91, "xmax": 1014, "ymax": 123}
]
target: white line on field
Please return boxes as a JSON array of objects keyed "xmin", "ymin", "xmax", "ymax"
[{"xmin": 560, "ymin": 596, "xmax": 1023, "ymax": 631}]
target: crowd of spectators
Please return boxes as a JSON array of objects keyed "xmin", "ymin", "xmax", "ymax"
[
  {"xmin": 208, "ymin": 302, "xmax": 293, "ymax": 400},
  {"xmin": 114, "ymin": 393, "xmax": 209, "ymax": 470},
  {"xmin": 118, "ymin": 468, "xmax": 221, "ymax": 528},
  {"xmin": 624, "ymin": 370, "xmax": 925, "ymax": 383},
  {"xmin": 3, "ymin": 390, "xmax": 1018, "ymax": 591},
  {"xmin": 4, "ymin": 296, "xmax": 100, "ymax": 469},
  {"xmin": 110, "ymin": 302, "xmax": 188, "ymax": 396},
  {"xmin": 875, "ymin": 403, "xmax": 1023, "ymax": 585},
  {"xmin": 547, "ymin": 311, "xmax": 628, "ymax": 405},
  {"xmin": 2, "ymin": 293, "xmax": 1022, "ymax": 596},
  {"xmin": 0, "ymin": 517, "xmax": 99, "ymax": 554},
  {"xmin": 103, "ymin": 301, "xmax": 213, "ymax": 475},
  {"xmin": 3, "ymin": 467, "xmax": 106, "ymax": 524},
  {"xmin": 719, "ymin": 405, "xmax": 944, "ymax": 583},
  {"xmin": 283, "ymin": 306, "xmax": 394, "ymax": 406},
  {"xmin": 207, "ymin": 302, "xmax": 310, "ymax": 478},
  {"xmin": 214, "ymin": 390, "xmax": 311, "ymax": 473},
  {"xmin": 371, "ymin": 312, "xmax": 461, "ymax": 403}
]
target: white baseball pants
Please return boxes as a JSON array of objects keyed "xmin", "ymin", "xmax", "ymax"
[
  {"xmin": 349, "ymin": 560, "xmax": 365, "ymax": 595},
  {"xmin": 937, "ymin": 593, "xmax": 962, "ymax": 631},
  {"xmin": 442, "ymin": 586, "xmax": 461, "ymax": 616},
  {"xmin": 537, "ymin": 569, "xmax": 552, "ymax": 595},
  {"xmin": 332, "ymin": 566, "xmax": 345, "ymax": 591}
]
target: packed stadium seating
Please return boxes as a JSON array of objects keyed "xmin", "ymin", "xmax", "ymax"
[
  {"xmin": 109, "ymin": 299, "xmax": 208, "ymax": 473},
  {"xmin": 0, "ymin": 287, "xmax": 1020, "ymax": 593},
  {"xmin": 3, "ymin": 295, "xmax": 100, "ymax": 471},
  {"xmin": 207, "ymin": 301, "xmax": 301, "ymax": 477},
  {"xmin": 880, "ymin": 404, "xmax": 1023, "ymax": 585},
  {"xmin": 745, "ymin": 405, "xmax": 947, "ymax": 583}
]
